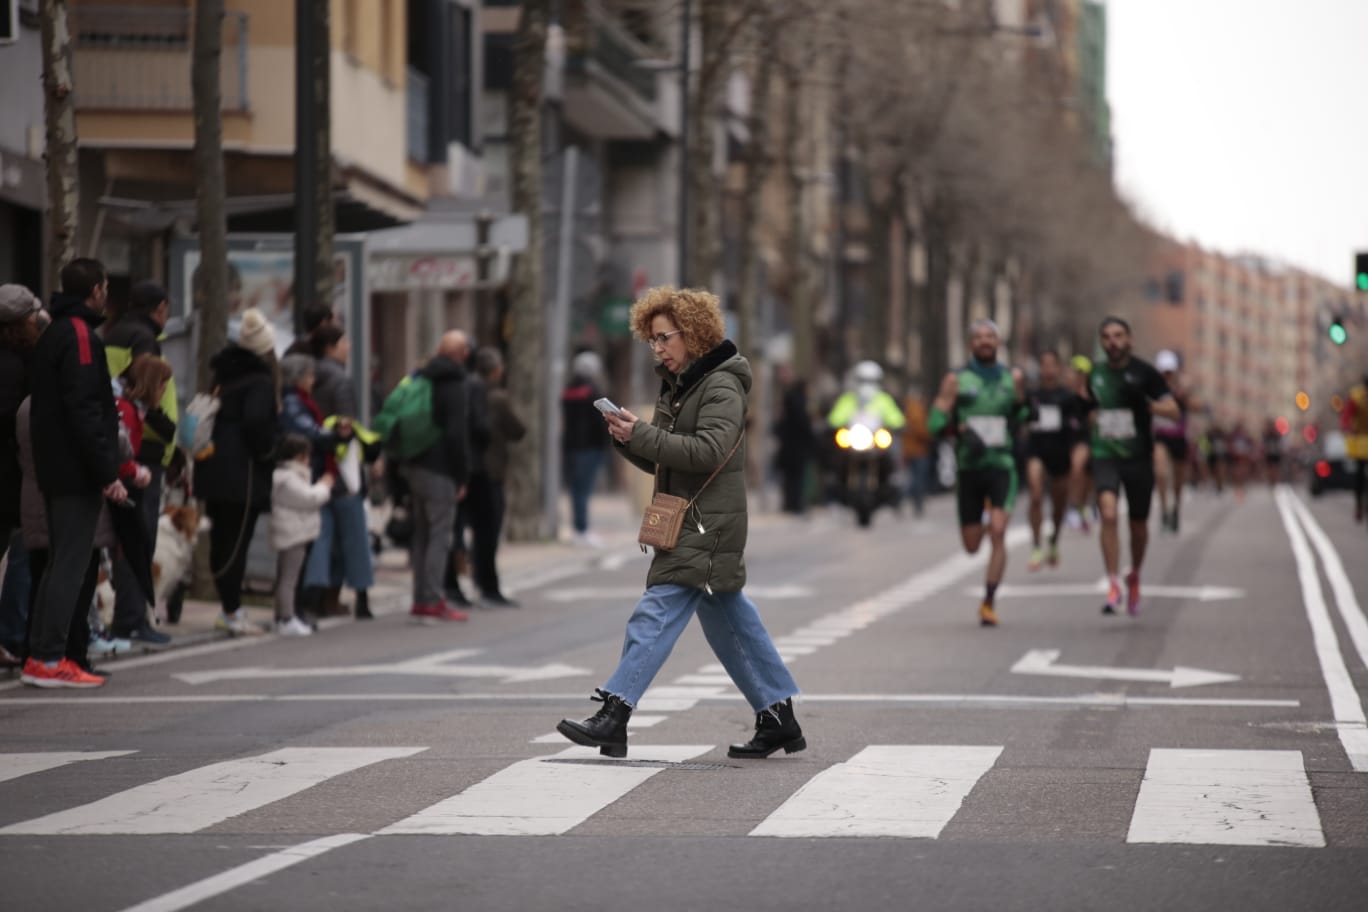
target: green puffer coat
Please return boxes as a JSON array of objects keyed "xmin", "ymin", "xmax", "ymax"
[{"xmin": 619, "ymin": 340, "xmax": 750, "ymax": 592}]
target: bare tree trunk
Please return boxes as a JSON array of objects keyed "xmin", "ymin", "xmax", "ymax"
[
  {"xmin": 39, "ymin": 0, "xmax": 78, "ymax": 295},
  {"xmin": 192, "ymin": 0, "xmax": 229, "ymax": 390},
  {"xmin": 733, "ymin": 10, "xmax": 772, "ymax": 364},
  {"xmin": 504, "ymin": 0, "xmax": 550, "ymax": 542},
  {"xmin": 311, "ymin": 0, "xmax": 334, "ymax": 311},
  {"xmin": 686, "ymin": 0, "xmax": 726, "ymax": 291},
  {"xmin": 783, "ymin": 69, "xmax": 813, "ymax": 379}
]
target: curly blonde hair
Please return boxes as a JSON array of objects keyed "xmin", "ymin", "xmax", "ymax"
[{"xmin": 630, "ymin": 286, "xmax": 725, "ymax": 359}]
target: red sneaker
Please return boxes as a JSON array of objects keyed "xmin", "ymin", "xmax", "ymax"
[
  {"xmin": 1126, "ymin": 571, "xmax": 1142, "ymax": 617},
  {"xmin": 434, "ymin": 603, "xmax": 470, "ymax": 622},
  {"xmin": 20, "ymin": 657, "xmax": 106, "ymax": 689},
  {"xmin": 409, "ymin": 603, "xmax": 438, "ymax": 619},
  {"xmin": 1102, "ymin": 577, "xmax": 1122, "ymax": 616}
]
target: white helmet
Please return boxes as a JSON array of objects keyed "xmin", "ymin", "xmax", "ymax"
[{"xmin": 852, "ymin": 360, "xmax": 884, "ymax": 385}]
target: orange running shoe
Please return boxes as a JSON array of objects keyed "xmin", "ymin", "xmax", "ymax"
[
  {"xmin": 1101, "ymin": 577, "xmax": 1122, "ymax": 616},
  {"xmin": 20, "ymin": 657, "xmax": 106, "ymax": 689},
  {"xmin": 978, "ymin": 603, "xmax": 999, "ymax": 627},
  {"xmin": 1126, "ymin": 571, "xmax": 1142, "ymax": 617}
]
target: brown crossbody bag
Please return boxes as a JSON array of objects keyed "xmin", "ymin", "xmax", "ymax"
[{"xmin": 638, "ymin": 434, "xmax": 743, "ymax": 552}]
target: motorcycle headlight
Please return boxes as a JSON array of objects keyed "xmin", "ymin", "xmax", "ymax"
[
  {"xmin": 848, "ymin": 425, "xmax": 875, "ymax": 451},
  {"xmin": 874, "ymin": 428, "xmax": 893, "ymax": 449},
  {"xmin": 835, "ymin": 428, "xmax": 851, "ymax": 449}
]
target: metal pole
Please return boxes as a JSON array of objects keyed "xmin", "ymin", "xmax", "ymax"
[
  {"xmin": 677, "ymin": 0, "xmax": 690, "ymax": 287},
  {"xmin": 293, "ymin": 0, "xmax": 316, "ymax": 337},
  {"xmin": 542, "ymin": 146, "xmax": 578, "ymax": 538}
]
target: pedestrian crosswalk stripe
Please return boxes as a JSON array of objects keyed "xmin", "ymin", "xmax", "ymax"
[
  {"xmin": 0, "ymin": 751, "xmax": 136, "ymax": 785},
  {"xmin": 0, "ymin": 747, "xmax": 425, "ymax": 835},
  {"xmin": 749, "ymin": 745, "xmax": 1003, "ymax": 838},
  {"xmin": 1126, "ymin": 749, "xmax": 1325, "ymax": 848},
  {"xmin": 379, "ymin": 745, "xmax": 713, "ymax": 837}
]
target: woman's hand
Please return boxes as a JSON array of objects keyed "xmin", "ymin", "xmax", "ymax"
[{"xmin": 604, "ymin": 408, "xmax": 639, "ymax": 444}]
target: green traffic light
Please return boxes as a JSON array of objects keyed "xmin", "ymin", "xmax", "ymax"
[{"xmin": 1330, "ymin": 322, "xmax": 1348, "ymax": 345}]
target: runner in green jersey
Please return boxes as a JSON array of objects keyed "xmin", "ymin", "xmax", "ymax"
[
  {"xmin": 929, "ymin": 320, "xmax": 1028, "ymax": 627},
  {"xmin": 1085, "ymin": 317, "xmax": 1180, "ymax": 617}
]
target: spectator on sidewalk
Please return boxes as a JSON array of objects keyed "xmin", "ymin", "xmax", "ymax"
[
  {"xmin": 108, "ymin": 354, "xmax": 174, "ymax": 644},
  {"xmin": 771, "ymin": 362, "xmax": 815, "ymax": 515},
  {"xmin": 444, "ymin": 333, "xmax": 490, "ymax": 606},
  {"xmin": 303, "ymin": 325, "xmax": 376, "ymax": 620},
  {"xmin": 195, "ymin": 308, "xmax": 280, "ymax": 636},
  {"xmin": 0, "ymin": 284, "xmax": 42, "ymax": 667},
  {"xmin": 269, "ymin": 434, "xmax": 334, "ymax": 637},
  {"xmin": 467, "ymin": 346, "xmax": 526, "ymax": 607},
  {"xmin": 403, "ymin": 331, "xmax": 473, "ymax": 622},
  {"xmin": 901, "ymin": 385, "xmax": 934, "ymax": 517},
  {"xmin": 103, "ymin": 281, "xmax": 179, "ymax": 646},
  {"xmin": 23, "ymin": 258, "xmax": 127, "ymax": 688},
  {"xmin": 284, "ymin": 303, "xmax": 335, "ymax": 358},
  {"xmin": 562, "ymin": 350, "xmax": 610, "ymax": 547}
]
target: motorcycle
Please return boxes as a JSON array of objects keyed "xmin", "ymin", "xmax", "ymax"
[{"xmin": 832, "ymin": 421, "xmax": 898, "ymax": 527}]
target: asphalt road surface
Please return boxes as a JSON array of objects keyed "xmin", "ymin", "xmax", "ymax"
[{"xmin": 2, "ymin": 484, "xmax": 1367, "ymax": 911}]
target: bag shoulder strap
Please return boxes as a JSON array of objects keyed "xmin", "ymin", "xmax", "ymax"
[{"xmin": 683, "ymin": 432, "xmax": 744, "ymax": 509}]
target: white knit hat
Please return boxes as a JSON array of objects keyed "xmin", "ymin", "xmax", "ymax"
[{"xmin": 237, "ymin": 307, "xmax": 276, "ymax": 357}]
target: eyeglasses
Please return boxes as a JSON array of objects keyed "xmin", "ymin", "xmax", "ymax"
[{"xmin": 645, "ymin": 330, "xmax": 684, "ymax": 350}]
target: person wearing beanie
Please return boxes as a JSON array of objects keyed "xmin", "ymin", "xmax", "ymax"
[
  {"xmin": 561, "ymin": 349, "xmax": 611, "ymax": 547},
  {"xmin": 194, "ymin": 308, "xmax": 280, "ymax": 635}
]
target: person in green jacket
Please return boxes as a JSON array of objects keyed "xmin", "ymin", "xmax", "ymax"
[
  {"xmin": 929, "ymin": 319, "xmax": 1027, "ymax": 627},
  {"xmin": 557, "ymin": 286, "xmax": 804, "ymax": 761}
]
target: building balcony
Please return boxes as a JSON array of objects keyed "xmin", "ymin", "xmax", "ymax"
[
  {"xmin": 70, "ymin": 7, "xmax": 248, "ymax": 112},
  {"xmin": 562, "ymin": 10, "xmax": 663, "ymax": 140}
]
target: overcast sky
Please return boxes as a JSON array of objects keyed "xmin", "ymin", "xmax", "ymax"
[{"xmin": 1107, "ymin": 0, "xmax": 1368, "ymax": 284}]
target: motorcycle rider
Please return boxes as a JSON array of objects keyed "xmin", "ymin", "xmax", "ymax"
[{"xmin": 826, "ymin": 360, "xmax": 906, "ymax": 512}]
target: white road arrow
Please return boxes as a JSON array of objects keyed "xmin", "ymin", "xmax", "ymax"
[
  {"xmin": 174, "ymin": 648, "xmax": 591, "ymax": 686},
  {"xmin": 1011, "ymin": 649, "xmax": 1241, "ymax": 689},
  {"xmin": 971, "ymin": 581, "xmax": 1244, "ymax": 602}
]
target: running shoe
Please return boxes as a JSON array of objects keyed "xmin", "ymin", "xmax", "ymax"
[
  {"xmin": 1027, "ymin": 547, "xmax": 1045, "ymax": 572},
  {"xmin": 214, "ymin": 612, "xmax": 251, "ymax": 636},
  {"xmin": 1101, "ymin": 577, "xmax": 1122, "ymax": 616},
  {"xmin": 1126, "ymin": 571, "xmax": 1142, "ymax": 617},
  {"xmin": 88, "ymin": 635, "xmax": 132, "ymax": 657},
  {"xmin": 20, "ymin": 657, "xmax": 106, "ymax": 689},
  {"xmin": 978, "ymin": 603, "xmax": 998, "ymax": 627},
  {"xmin": 1047, "ymin": 542, "xmax": 1060, "ymax": 568},
  {"xmin": 276, "ymin": 616, "xmax": 314, "ymax": 637}
]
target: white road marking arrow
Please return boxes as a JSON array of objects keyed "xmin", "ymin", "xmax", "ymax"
[
  {"xmin": 1011, "ymin": 649, "xmax": 1241, "ymax": 689},
  {"xmin": 174, "ymin": 648, "xmax": 591, "ymax": 686},
  {"xmin": 972, "ymin": 581, "xmax": 1244, "ymax": 602}
]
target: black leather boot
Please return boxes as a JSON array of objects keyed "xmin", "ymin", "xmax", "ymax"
[
  {"xmin": 354, "ymin": 590, "xmax": 373, "ymax": 620},
  {"xmin": 728, "ymin": 698, "xmax": 806, "ymax": 759},
  {"xmin": 556, "ymin": 689, "xmax": 633, "ymax": 758}
]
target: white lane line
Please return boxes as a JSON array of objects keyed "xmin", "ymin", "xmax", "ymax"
[
  {"xmin": 0, "ymin": 751, "xmax": 136, "ymax": 784},
  {"xmin": 117, "ymin": 834, "xmax": 372, "ymax": 912},
  {"xmin": 0, "ymin": 747, "xmax": 425, "ymax": 835},
  {"xmin": 0, "ymin": 691, "xmax": 1301, "ymax": 708},
  {"xmin": 1285, "ymin": 491, "xmax": 1368, "ymax": 671},
  {"xmin": 1127, "ymin": 748, "xmax": 1325, "ymax": 847},
  {"xmin": 750, "ymin": 745, "xmax": 1002, "ymax": 838},
  {"xmin": 1275, "ymin": 487, "xmax": 1368, "ymax": 771},
  {"xmin": 672, "ymin": 674, "xmax": 734, "ymax": 686},
  {"xmin": 379, "ymin": 744, "xmax": 712, "ymax": 836},
  {"xmin": 636, "ymin": 685, "xmax": 726, "ymax": 712}
]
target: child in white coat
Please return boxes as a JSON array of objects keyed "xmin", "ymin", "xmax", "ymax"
[{"xmin": 270, "ymin": 434, "xmax": 334, "ymax": 636}]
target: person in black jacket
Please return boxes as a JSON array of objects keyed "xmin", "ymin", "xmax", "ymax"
[
  {"xmin": 0, "ymin": 285, "xmax": 41, "ymax": 667},
  {"xmin": 194, "ymin": 308, "xmax": 280, "ymax": 635},
  {"xmin": 23, "ymin": 258, "xmax": 128, "ymax": 688},
  {"xmin": 403, "ymin": 330, "xmax": 472, "ymax": 622},
  {"xmin": 103, "ymin": 280, "xmax": 177, "ymax": 644},
  {"xmin": 561, "ymin": 350, "xmax": 610, "ymax": 546}
]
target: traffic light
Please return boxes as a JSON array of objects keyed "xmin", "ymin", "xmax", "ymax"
[
  {"xmin": 1330, "ymin": 318, "xmax": 1348, "ymax": 345},
  {"xmin": 1357, "ymin": 252, "xmax": 1368, "ymax": 292}
]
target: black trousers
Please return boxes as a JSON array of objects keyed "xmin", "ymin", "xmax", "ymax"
[
  {"xmin": 206, "ymin": 500, "xmax": 262, "ymax": 617},
  {"xmin": 466, "ymin": 472, "xmax": 507, "ymax": 598},
  {"xmin": 111, "ymin": 464, "xmax": 163, "ymax": 635},
  {"xmin": 26, "ymin": 547, "xmax": 94, "ymax": 664},
  {"xmin": 30, "ymin": 493, "xmax": 102, "ymax": 663}
]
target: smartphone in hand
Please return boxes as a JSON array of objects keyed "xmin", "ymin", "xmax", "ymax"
[{"xmin": 593, "ymin": 397, "xmax": 623, "ymax": 417}]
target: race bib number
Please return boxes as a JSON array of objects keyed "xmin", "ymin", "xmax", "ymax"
[
  {"xmin": 1098, "ymin": 409, "xmax": 1137, "ymax": 441},
  {"xmin": 966, "ymin": 415, "xmax": 1008, "ymax": 447},
  {"xmin": 1035, "ymin": 405, "xmax": 1062, "ymax": 432},
  {"xmin": 1152, "ymin": 414, "xmax": 1179, "ymax": 432}
]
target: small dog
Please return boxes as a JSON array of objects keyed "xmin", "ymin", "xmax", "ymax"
[
  {"xmin": 151, "ymin": 504, "xmax": 202, "ymax": 623},
  {"xmin": 94, "ymin": 555, "xmax": 117, "ymax": 624}
]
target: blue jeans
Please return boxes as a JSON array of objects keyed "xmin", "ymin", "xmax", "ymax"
[
  {"xmin": 566, "ymin": 448, "xmax": 605, "ymax": 533},
  {"xmin": 0, "ymin": 531, "xmax": 29, "ymax": 654},
  {"xmin": 303, "ymin": 493, "xmax": 375, "ymax": 590},
  {"xmin": 603, "ymin": 584, "xmax": 800, "ymax": 712},
  {"xmin": 906, "ymin": 455, "xmax": 931, "ymax": 515}
]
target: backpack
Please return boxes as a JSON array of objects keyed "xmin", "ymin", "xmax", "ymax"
[
  {"xmin": 372, "ymin": 374, "xmax": 441, "ymax": 460},
  {"xmin": 178, "ymin": 391, "xmax": 221, "ymax": 461}
]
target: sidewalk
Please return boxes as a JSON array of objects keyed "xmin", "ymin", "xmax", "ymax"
[{"xmin": 124, "ymin": 490, "xmax": 659, "ymax": 652}]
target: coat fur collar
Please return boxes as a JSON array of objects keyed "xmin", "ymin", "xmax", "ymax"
[{"xmin": 657, "ymin": 340, "xmax": 739, "ymax": 401}]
